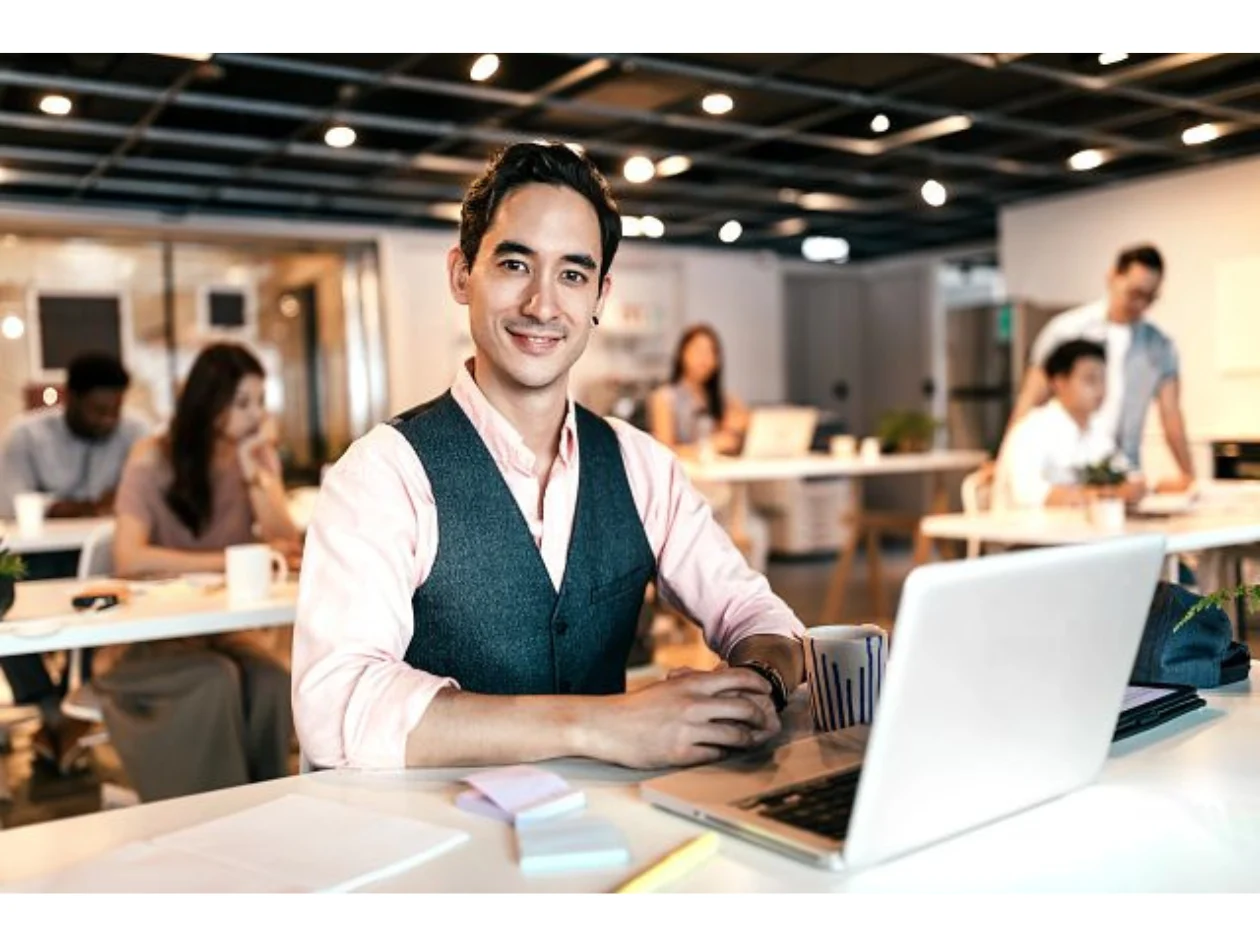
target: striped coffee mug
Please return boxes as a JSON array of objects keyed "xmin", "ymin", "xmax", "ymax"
[{"xmin": 804, "ymin": 624, "xmax": 889, "ymax": 732}]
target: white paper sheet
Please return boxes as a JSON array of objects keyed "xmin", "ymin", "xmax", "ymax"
[{"xmin": 8, "ymin": 794, "xmax": 470, "ymax": 894}]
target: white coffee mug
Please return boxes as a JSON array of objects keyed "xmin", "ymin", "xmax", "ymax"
[
  {"xmin": 14, "ymin": 492, "xmax": 49, "ymax": 536},
  {"xmin": 830, "ymin": 435, "xmax": 857, "ymax": 460},
  {"xmin": 225, "ymin": 543, "xmax": 289, "ymax": 606},
  {"xmin": 859, "ymin": 437, "xmax": 882, "ymax": 462},
  {"xmin": 804, "ymin": 624, "xmax": 889, "ymax": 732}
]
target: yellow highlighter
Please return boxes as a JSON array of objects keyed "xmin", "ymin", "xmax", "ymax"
[{"xmin": 613, "ymin": 831, "xmax": 720, "ymax": 894}]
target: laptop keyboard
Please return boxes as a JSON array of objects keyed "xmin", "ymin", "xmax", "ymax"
[{"xmin": 734, "ymin": 768, "xmax": 862, "ymax": 841}]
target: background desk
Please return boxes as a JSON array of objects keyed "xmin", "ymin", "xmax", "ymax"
[
  {"xmin": 0, "ymin": 578, "xmax": 298, "ymax": 659},
  {"xmin": 684, "ymin": 450, "xmax": 988, "ymax": 623},
  {"xmin": 0, "ymin": 518, "xmax": 111, "ymax": 556},
  {"xmin": 3, "ymin": 671, "xmax": 1255, "ymax": 892}
]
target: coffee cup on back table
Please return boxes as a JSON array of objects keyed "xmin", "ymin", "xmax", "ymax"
[
  {"xmin": 225, "ymin": 543, "xmax": 289, "ymax": 606},
  {"xmin": 803, "ymin": 624, "xmax": 889, "ymax": 732},
  {"xmin": 14, "ymin": 492, "xmax": 49, "ymax": 536}
]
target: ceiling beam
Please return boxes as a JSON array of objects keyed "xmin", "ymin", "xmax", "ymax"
[
  {"xmin": 588, "ymin": 53, "xmax": 1186, "ymax": 157},
  {"xmin": 0, "ymin": 66, "xmax": 992, "ymax": 209},
  {"xmin": 950, "ymin": 54, "xmax": 1260, "ymax": 129}
]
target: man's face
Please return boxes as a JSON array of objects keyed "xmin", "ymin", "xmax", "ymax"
[
  {"xmin": 449, "ymin": 183, "xmax": 610, "ymax": 397},
  {"xmin": 66, "ymin": 387, "xmax": 124, "ymax": 441},
  {"xmin": 1106, "ymin": 263, "xmax": 1161, "ymax": 323},
  {"xmin": 1053, "ymin": 357, "xmax": 1107, "ymax": 417}
]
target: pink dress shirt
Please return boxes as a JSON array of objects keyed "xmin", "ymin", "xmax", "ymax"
[{"xmin": 293, "ymin": 363, "xmax": 805, "ymax": 768}]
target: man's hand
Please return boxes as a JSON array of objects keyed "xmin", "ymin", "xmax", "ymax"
[
  {"xmin": 45, "ymin": 499, "xmax": 98, "ymax": 519},
  {"xmin": 585, "ymin": 667, "xmax": 780, "ymax": 769},
  {"xmin": 1119, "ymin": 477, "xmax": 1148, "ymax": 504},
  {"xmin": 1155, "ymin": 472, "xmax": 1196, "ymax": 494}
]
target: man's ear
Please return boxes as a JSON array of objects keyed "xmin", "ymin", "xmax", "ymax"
[{"xmin": 448, "ymin": 246, "xmax": 471, "ymax": 304}]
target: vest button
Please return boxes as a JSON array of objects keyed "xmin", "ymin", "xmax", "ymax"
[
  {"xmin": 555, "ymin": 621, "xmax": 568, "ymax": 637},
  {"xmin": 559, "ymin": 680, "xmax": 572, "ymax": 693}
]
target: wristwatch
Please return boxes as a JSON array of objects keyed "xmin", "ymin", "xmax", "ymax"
[{"xmin": 735, "ymin": 659, "xmax": 790, "ymax": 712}]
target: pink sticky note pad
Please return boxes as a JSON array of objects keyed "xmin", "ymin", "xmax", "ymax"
[{"xmin": 455, "ymin": 765, "xmax": 585, "ymax": 825}]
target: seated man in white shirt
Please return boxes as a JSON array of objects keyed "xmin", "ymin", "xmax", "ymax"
[{"xmin": 995, "ymin": 339, "xmax": 1146, "ymax": 510}]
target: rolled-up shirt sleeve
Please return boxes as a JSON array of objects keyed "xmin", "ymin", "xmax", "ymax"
[
  {"xmin": 610, "ymin": 420, "xmax": 805, "ymax": 654},
  {"xmin": 292, "ymin": 425, "xmax": 456, "ymax": 769}
]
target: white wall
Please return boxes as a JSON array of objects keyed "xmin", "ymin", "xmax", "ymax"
[
  {"xmin": 375, "ymin": 230, "xmax": 789, "ymax": 414},
  {"xmin": 1000, "ymin": 153, "xmax": 1260, "ymax": 477}
]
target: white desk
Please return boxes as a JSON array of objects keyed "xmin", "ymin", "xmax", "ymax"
[
  {"xmin": 1, "ymin": 672, "xmax": 1256, "ymax": 892},
  {"xmin": 686, "ymin": 451, "xmax": 988, "ymax": 623},
  {"xmin": 921, "ymin": 483, "xmax": 1260, "ymax": 583},
  {"xmin": 0, "ymin": 578, "xmax": 298, "ymax": 658},
  {"xmin": 681, "ymin": 450, "xmax": 989, "ymax": 486},
  {"xmin": 0, "ymin": 517, "xmax": 112, "ymax": 555}
]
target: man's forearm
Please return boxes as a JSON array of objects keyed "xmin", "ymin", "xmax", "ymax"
[
  {"xmin": 1166, "ymin": 423, "xmax": 1195, "ymax": 478},
  {"xmin": 404, "ymin": 688, "xmax": 596, "ymax": 768},
  {"xmin": 728, "ymin": 633, "xmax": 805, "ymax": 691}
]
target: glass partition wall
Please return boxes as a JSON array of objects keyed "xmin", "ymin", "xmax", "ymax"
[{"xmin": 0, "ymin": 230, "xmax": 385, "ymax": 484}]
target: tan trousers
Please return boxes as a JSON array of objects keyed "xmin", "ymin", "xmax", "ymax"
[{"xmin": 94, "ymin": 635, "xmax": 292, "ymax": 803}]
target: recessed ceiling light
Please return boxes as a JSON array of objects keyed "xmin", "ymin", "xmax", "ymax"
[
  {"xmin": 702, "ymin": 92, "xmax": 734, "ymax": 116},
  {"xmin": 39, "ymin": 94, "xmax": 72, "ymax": 116},
  {"xmin": 1068, "ymin": 148, "xmax": 1105, "ymax": 171},
  {"xmin": 718, "ymin": 220, "xmax": 743, "ymax": 243},
  {"xmin": 1098, "ymin": 53, "xmax": 1129, "ymax": 66},
  {"xmin": 772, "ymin": 218, "xmax": 808, "ymax": 237},
  {"xmin": 42, "ymin": 387, "xmax": 58, "ymax": 407},
  {"xmin": 324, "ymin": 125, "xmax": 356, "ymax": 149},
  {"xmin": 920, "ymin": 179, "xmax": 948, "ymax": 207},
  {"xmin": 798, "ymin": 192, "xmax": 851, "ymax": 212},
  {"xmin": 655, "ymin": 155, "xmax": 692, "ymax": 177},
  {"xmin": 621, "ymin": 216, "xmax": 644, "ymax": 238},
  {"xmin": 430, "ymin": 202, "xmax": 463, "ymax": 222},
  {"xmin": 1181, "ymin": 123, "xmax": 1220, "ymax": 146},
  {"xmin": 1, "ymin": 314, "xmax": 25, "ymax": 340},
  {"xmin": 870, "ymin": 114, "xmax": 891, "ymax": 134},
  {"xmin": 470, "ymin": 54, "xmax": 500, "ymax": 82},
  {"xmin": 640, "ymin": 215, "xmax": 665, "ymax": 239},
  {"xmin": 801, "ymin": 236, "xmax": 851, "ymax": 263},
  {"xmin": 623, "ymin": 155, "xmax": 656, "ymax": 184}
]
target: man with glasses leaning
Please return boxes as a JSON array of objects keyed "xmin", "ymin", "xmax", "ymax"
[{"xmin": 1009, "ymin": 244, "xmax": 1194, "ymax": 493}]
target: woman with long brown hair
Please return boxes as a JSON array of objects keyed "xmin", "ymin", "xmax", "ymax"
[
  {"xmin": 98, "ymin": 342, "xmax": 300, "ymax": 801},
  {"xmin": 648, "ymin": 323, "xmax": 749, "ymax": 459}
]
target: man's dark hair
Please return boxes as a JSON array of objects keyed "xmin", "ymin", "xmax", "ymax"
[
  {"xmin": 1044, "ymin": 339, "xmax": 1106, "ymax": 379},
  {"xmin": 66, "ymin": 352, "xmax": 130, "ymax": 395},
  {"xmin": 1115, "ymin": 243, "xmax": 1164, "ymax": 276},
  {"xmin": 459, "ymin": 141, "xmax": 621, "ymax": 293}
]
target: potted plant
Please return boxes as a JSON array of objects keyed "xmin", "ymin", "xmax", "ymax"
[
  {"xmin": 876, "ymin": 410, "xmax": 940, "ymax": 454},
  {"xmin": 1078, "ymin": 454, "xmax": 1129, "ymax": 529},
  {"xmin": 1174, "ymin": 582, "xmax": 1260, "ymax": 632},
  {"xmin": 0, "ymin": 545, "xmax": 26, "ymax": 620}
]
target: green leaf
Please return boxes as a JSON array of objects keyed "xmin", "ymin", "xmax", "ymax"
[{"xmin": 1172, "ymin": 583, "xmax": 1259, "ymax": 633}]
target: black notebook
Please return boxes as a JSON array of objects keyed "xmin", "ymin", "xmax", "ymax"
[{"xmin": 1113, "ymin": 682, "xmax": 1206, "ymax": 742}]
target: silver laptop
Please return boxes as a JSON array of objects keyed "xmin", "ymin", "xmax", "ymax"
[
  {"xmin": 741, "ymin": 406, "xmax": 819, "ymax": 459},
  {"xmin": 642, "ymin": 535, "xmax": 1167, "ymax": 871}
]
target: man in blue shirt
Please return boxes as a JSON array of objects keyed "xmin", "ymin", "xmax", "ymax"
[{"xmin": 1, "ymin": 352, "xmax": 146, "ymax": 773}]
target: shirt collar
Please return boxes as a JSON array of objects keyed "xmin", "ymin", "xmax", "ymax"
[{"xmin": 450, "ymin": 358, "xmax": 579, "ymax": 475}]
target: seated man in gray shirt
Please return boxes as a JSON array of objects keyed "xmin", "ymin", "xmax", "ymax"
[{"xmin": 0, "ymin": 352, "xmax": 147, "ymax": 772}]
